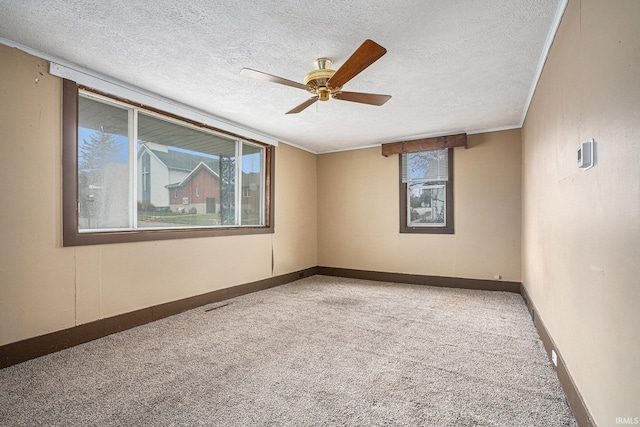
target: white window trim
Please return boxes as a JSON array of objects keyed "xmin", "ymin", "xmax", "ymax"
[
  {"xmin": 406, "ymin": 183, "xmax": 447, "ymax": 228},
  {"xmin": 77, "ymin": 90, "xmax": 267, "ymax": 231}
]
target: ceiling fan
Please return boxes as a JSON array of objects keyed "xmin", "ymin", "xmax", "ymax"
[{"xmin": 240, "ymin": 39, "xmax": 392, "ymax": 114}]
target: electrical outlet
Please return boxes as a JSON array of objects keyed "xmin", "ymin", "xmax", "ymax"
[
  {"xmin": 493, "ymin": 274, "xmax": 502, "ymax": 280},
  {"xmin": 551, "ymin": 349, "xmax": 558, "ymax": 367}
]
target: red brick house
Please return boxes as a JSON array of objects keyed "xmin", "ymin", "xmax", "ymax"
[{"xmin": 167, "ymin": 162, "xmax": 220, "ymax": 214}]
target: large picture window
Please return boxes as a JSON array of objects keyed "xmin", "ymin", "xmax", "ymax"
[
  {"xmin": 63, "ymin": 80, "xmax": 273, "ymax": 246},
  {"xmin": 399, "ymin": 148, "xmax": 454, "ymax": 234}
]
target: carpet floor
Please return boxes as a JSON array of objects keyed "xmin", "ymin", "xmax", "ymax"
[{"xmin": 0, "ymin": 275, "xmax": 576, "ymax": 426}]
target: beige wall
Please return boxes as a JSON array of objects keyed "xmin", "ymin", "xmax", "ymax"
[
  {"xmin": 0, "ymin": 45, "xmax": 317, "ymax": 346},
  {"xmin": 4, "ymin": 3, "xmax": 638, "ymax": 422},
  {"xmin": 273, "ymin": 143, "xmax": 318, "ymax": 276},
  {"xmin": 522, "ymin": 0, "xmax": 640, "ymax": 424},
  {"xmin": 317, "ymin": 129, "xmax": 522, "ymax": 282}
]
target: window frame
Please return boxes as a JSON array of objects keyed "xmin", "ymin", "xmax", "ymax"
[
  {"xmin": 62, "ymin": 79, "xmax": 274, "ymax": 246},
  {"xmin": 399, "ymin": 148, "xmax": 454, "ymax": 234}
]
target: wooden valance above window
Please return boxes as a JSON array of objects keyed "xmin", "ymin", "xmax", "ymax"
[{"xmin": 381, "ymin": 133, "xmax": 467, "ymax": 157}]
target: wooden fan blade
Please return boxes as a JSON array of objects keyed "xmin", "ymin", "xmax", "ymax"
[
  {"xmin": 333, "ymin": 91, "xmax": 391, "ymax": 106},
  {"xmin": 285, "ymin": 96, "xmax": 319, "ymax": 114},
  {"xmin": 240, "ymin": 68, "xmax": 309, "ymax": 91},
  {"xmin": 327, "ymin": 39, "xmax": 387, "ymax": 88}
]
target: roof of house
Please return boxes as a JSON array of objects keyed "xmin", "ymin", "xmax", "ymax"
[
  {"xmin": 166, "ymin": 162, "xmax": 219, "ymax": 189},
  {"xmin": 153, "ymin": 149, "xmax": 219, "ymax": 173},
  {"xmin": 140, "ymin": 144, "xmax": 220, "ymax": 174}
]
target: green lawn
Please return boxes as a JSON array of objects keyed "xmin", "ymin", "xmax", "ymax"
[
  {"xmin": 138, "ymin": 212, "xmax": 221, "ymax": 226},
  {"xmin": 138, "ymin": 211, "xmax": 261, "ymax": 226}
]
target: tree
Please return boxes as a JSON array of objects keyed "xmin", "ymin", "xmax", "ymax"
[
  {"xmin": 78, "ymin": 130, "xmax": 123, "ymax": 173},
  {"xmin": 407, "ymin": 150, "xmax": 446, "ymax": 180},
  {"xmin": 77, "ymin": 130, "xmax": 124, "ymax": 229}
]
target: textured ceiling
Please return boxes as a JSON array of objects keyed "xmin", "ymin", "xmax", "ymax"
[{"xmin": 0, "ymin": 0, "xmax": 563, "ymax": 153}]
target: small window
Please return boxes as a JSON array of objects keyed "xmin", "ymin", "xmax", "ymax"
[
  {"xmin": 400, "ymin": 149, "xmax": 454, "ymax": 234},
  {"xmin": 62, "ymin": 80, "xmax": 273, "ymax": 246}
]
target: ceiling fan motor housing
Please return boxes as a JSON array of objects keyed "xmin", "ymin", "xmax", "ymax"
[{"xmin": 304, "ymin": 58, "xmax": 341, "ymax": 101}]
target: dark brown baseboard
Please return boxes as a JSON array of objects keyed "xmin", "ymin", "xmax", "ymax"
[
  {"xmin": 520, "ymin": 285, "xmax": 595, "ymax": 427},
  {"xmin": 0, "ymin": 264, "xmax": 592, "ymax": 427},
  {"xmin": 0, "ymin": 267, "xmax": 318, "ymax": 369},
  {"xmin": 317, "ymin": 266, "xmax": 521, "ymax": 293}
]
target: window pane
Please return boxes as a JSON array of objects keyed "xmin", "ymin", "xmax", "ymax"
[
  {"xmin": 241, "ymin": 143, "xmax": 264, "ymax": 225},
  {"xmin": 408, "ymin": 182, "xmax": 446, "ymax": 226},
  {"xmin": 406, "ymin": 149, "xmax": 448, "ymax": 182},
  {"xmin": 78, "ymin": 97, "xmax": 130, "ymax": 231},
  {"xmin": 66, "ymin": 85, "xmax": 273, "ymax": 246},
  {"xmin": 136, "ymin": 113, "xmax": 237, "ymax": 228}
]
